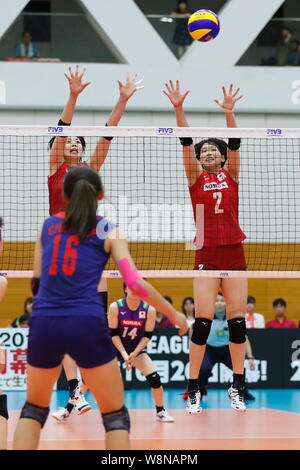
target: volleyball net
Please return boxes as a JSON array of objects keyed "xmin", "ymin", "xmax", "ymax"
[{"xmin": 0, "ymin": 125, "xmax": 299, "ymax": 278}]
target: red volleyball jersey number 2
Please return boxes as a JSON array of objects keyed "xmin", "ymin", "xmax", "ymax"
[{"xmin": 49, "ymin": 234, "xmax": 79, "ymax": 276}]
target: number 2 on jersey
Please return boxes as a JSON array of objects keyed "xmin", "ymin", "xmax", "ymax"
[
  {"xmin": 213, "ymin": 191, "xmax": 224, "ymax": 214},
  {"xmin": 49, "ymin": 234, "xmax": 79, "ymax": 276}
]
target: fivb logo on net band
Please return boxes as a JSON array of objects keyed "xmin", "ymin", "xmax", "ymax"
[
  {"xmin": 48, "ymin": 126, "xmax": 64, "ymax": 134},
  {"xmin": 266, "ymin": 128, "xmax": 282, "ymax": 136},
  {"xmin": 157, "ymin": 127, "xmax": 174, "ymax": 135}
]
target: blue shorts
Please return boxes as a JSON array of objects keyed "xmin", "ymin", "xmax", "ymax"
[{"xmin": 27, "ymin": 316, "xmax": 116, "ymax": 369}]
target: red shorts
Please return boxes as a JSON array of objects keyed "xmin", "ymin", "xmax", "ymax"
[{"xmin": 194, "ymin": 243, "xmax": 247, "ymax": 270}]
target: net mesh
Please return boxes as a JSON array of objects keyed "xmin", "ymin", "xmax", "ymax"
[{"xmin": 0, "ymin": 126, "xmax": 299, "ymax": 277}]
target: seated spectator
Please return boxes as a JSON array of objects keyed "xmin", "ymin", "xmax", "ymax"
[
  {"xmin": 15, "ymin": 31, "xmax": 39, "ymax": 58},
  {"xmin": 286, "ymin": 39, "xmax": 300, "ymax": 65},
  {"xmin": 266, "ymin": 298, "xmax": 296, "ymax": 328},
  {"xmin": 182, "ymin": 296, "xmax": 195, "ymax": 328},
  {"xmin": 245, "ymin": 296, "xmax": 265, "ymax": 328},
  {"xmin": 10, "ymin": 297, "xmax": 34, "ymax": 328},
  {"xmin": 18, "ymin": 313, "xmax": 30, "ymax": 328},
  {"xmin": 276, "ymin": 27, "xmax": 292, "ymax": 65},
  {"xmin": 171, "ymin": 1, "xmax": 194, "ymax": 58},
  {"xmin": 155, "ymin": 295, "xmax": 174, "ymax": 328}
]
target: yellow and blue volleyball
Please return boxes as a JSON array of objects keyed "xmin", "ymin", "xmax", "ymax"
[{"xmin": 187, "ymin": 9, "xmax": 220, "ymax": 42}]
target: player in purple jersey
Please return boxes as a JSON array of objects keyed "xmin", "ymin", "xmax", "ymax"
[
  {"xmin": 0, "ymin": 217, "xmax": 9, "ymax": 450},
  {"xmin": 13, "ymin": 166, "xmax": 188, "ymax": 449},
  {"xmin": 49, "ymin": 66, "xmax": 144, "ymax": 422},
  {"xmin": 108, "ymin": 284, "xmax": 175, "ymax": 422}
]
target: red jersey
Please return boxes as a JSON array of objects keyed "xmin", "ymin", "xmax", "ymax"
[
  {"xmin": 189, "ymin": 169, "xmax": 246, "ymax": 247},
  {"xmin": 48, "ymin": 162, "xmax": 89, "ymax": 216},
  {"xmin": 266, "ymin": 317, "xmax": 296, "ymax": 328}
]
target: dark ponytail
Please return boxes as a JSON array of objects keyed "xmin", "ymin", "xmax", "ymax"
[{"xmin": 62, "ymin": 166, "xmax": 103, "ymax": 241}]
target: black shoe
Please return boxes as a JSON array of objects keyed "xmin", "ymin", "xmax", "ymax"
[
  {"xmin": 199, "ymin": 387, "xmax": 208, "ymax": 399},
  {"xmin": 244, "ymin": 389, "xmax": 255, "ymax": 401}
]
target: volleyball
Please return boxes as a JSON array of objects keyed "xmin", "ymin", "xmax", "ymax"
[{"xmin": 187, "ymin": 9, "xmax": 220, "ymax": 42}]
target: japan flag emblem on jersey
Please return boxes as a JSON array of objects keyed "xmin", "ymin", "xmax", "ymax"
[
  {"xmin": 217, "ymin": 172, "xmax": 226, "ymax": 182},
  {"xmin": 139, "ymin": 311, "xmax": 146, "ymax": 319}
]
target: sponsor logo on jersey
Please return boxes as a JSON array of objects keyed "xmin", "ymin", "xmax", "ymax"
[
  {"xmin": 203, "ymin": 182, "xmax": 228, "ymax": 191},
  {"xmin": 120, "ymin": 311, "xmax": 126, "ymax": 315},
  {"xmin": 121, "ymin": 320, "xmax": 143, "ymax": 327},
  {"xmin": 139, "ymin": 310, "xmax": 146, "ymax": 319},
  {"xmin": 217, "ymin": 172, "xmax": 226, "ymax": 182}
]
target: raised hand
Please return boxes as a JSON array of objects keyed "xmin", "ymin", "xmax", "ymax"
[
  {"xmin": 163, "ymin": 80, "xmax": 189, "ymax": 108},
  {"xmin": 214, "ymin": 84, "xmax": 243, "ymax": 112},
  {"xmin": 118, "ymin": 73, "xmax": 144, "ymax": 101},
  {"xmin": 64, "ymin": 65, "xmax": 91, "ymax": 96}
]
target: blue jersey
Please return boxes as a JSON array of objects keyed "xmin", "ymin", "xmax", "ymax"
[
  {"xmin": 207, "ymin": 315, "xmax": 229, "ymax": 347},
  {"xmin": 33, "ymin": 212, "xmax": 114, "ymax": 318},
  {"xmin": 117, "ymin": 298, "xmax": 149, "ymax": 353}
]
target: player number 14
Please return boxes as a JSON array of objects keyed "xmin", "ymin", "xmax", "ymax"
[{"xmin": 122, "ymin": 327, "xmax": 138, "ymax": 340}]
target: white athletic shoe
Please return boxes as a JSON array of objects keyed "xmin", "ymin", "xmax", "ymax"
[
  {"xmin": 51, "ymin": 407, "xmax": 70, "ymax": 423},
  {"xmin": 186, "ymin": 391, "xmax": 202, "ymax": 414},
  {"xmin": 70, "ymin": 386, "xmax": 92, "ymax": 415},
  {"xmin": 228, "ymin": 386, "xmax": 247, "ymax": 412},
  {"xmin": 156, "ymin": 410, "xmax": 175, "ymax": 422}
]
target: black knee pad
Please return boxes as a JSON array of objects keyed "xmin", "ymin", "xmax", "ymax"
[
  {"xmin": 102, "ymin": 405, "xmax": 130, "ymax": 433},
  {"xmin": 228, "ymin": 317, "xmax": 246, "ymax": 344},
  {"xmin": 0, "ymin": 394, "xmax": 8, "ymax": 420},
  {"xmin": 146, "ymin": 372, "xmax": 161, "ymax": 389},
  {"xmin": 191, "ymin": 318, "xmax": 212, "ymax": 345},
  {"xmin": 20, "ymin": 401, "xmax": 49, "ymax": 428}
]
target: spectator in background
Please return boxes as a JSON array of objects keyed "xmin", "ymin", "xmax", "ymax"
[
  {"xmin": 18, "ymin": 313, "xmax": 30, "ymax": 328},
  {"xmin": 10, "ymin": 297, "xmax": 34, "ymax": 328},
  {"xmin": 182, "ymin": 296, "xmax": 195, "ymax": 328},
  {"xmin": 15, "ymin": 31, "xmax": 39, "ymax": 58},
  {"xmin": 171, "ymin": 1, "xmax": 194, "ymax": 58},
  {"xmin": 276, "ymin": 27, "xmax": 292, "ymax": 65},
  {"xmin": 286, "ymin": 39, "xmax": 300, "ymax": 65},
  {"xmin": 266, "ymin": 298, "xmax": 296, "ymax": 328},
  {"xmin": 245, "ymin": 296, "xmax": 265, "ymax": 328},
  {"xmin": 155, "ymin": 296, "xmax": 174, "ymax": 328}
]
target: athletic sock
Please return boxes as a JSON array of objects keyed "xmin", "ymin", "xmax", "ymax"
[
  {"xmin": 68, "ymin": 379, "xmax": 79, "ymax": 393},
  {"xmin": 233, "ymin": 373, "xmax": 245, "ymax": 389},
  {"xmin": 188, "ymin": 379, "xmax": 199, "ymax": 393},
  {"xmin": 66, "ymin": 402, "xmax": 74, "ymax": 414},
  {"xmin": 156, "ymin": 406, "xmax": 164, "ymax": 414}
]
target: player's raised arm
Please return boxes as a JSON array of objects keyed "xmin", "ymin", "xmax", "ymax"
[
  {"xmin": 163, "ymin": 80, "xmax": 201, "ymax": 186},
  {"xmin": 104, "ymin": 229, "xmax": 188, "ymax": 336},
  {"xmin": 214, "ymin": 84, "xmax": 243, "ymax": 182},
  {"xmin": 49, "ymin": 66, "xmax": 91, "ymax": 176},
  {"xmin": 107, "ymin": 302, "xmax": 130, "ymax": 362},
  {"xmin": 89, "ymin": 73, "xmax": 144, "ymax": 172},
  {"xmin": 125, "ymin": 306, "xmax": 156, "ymax": 369}
]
